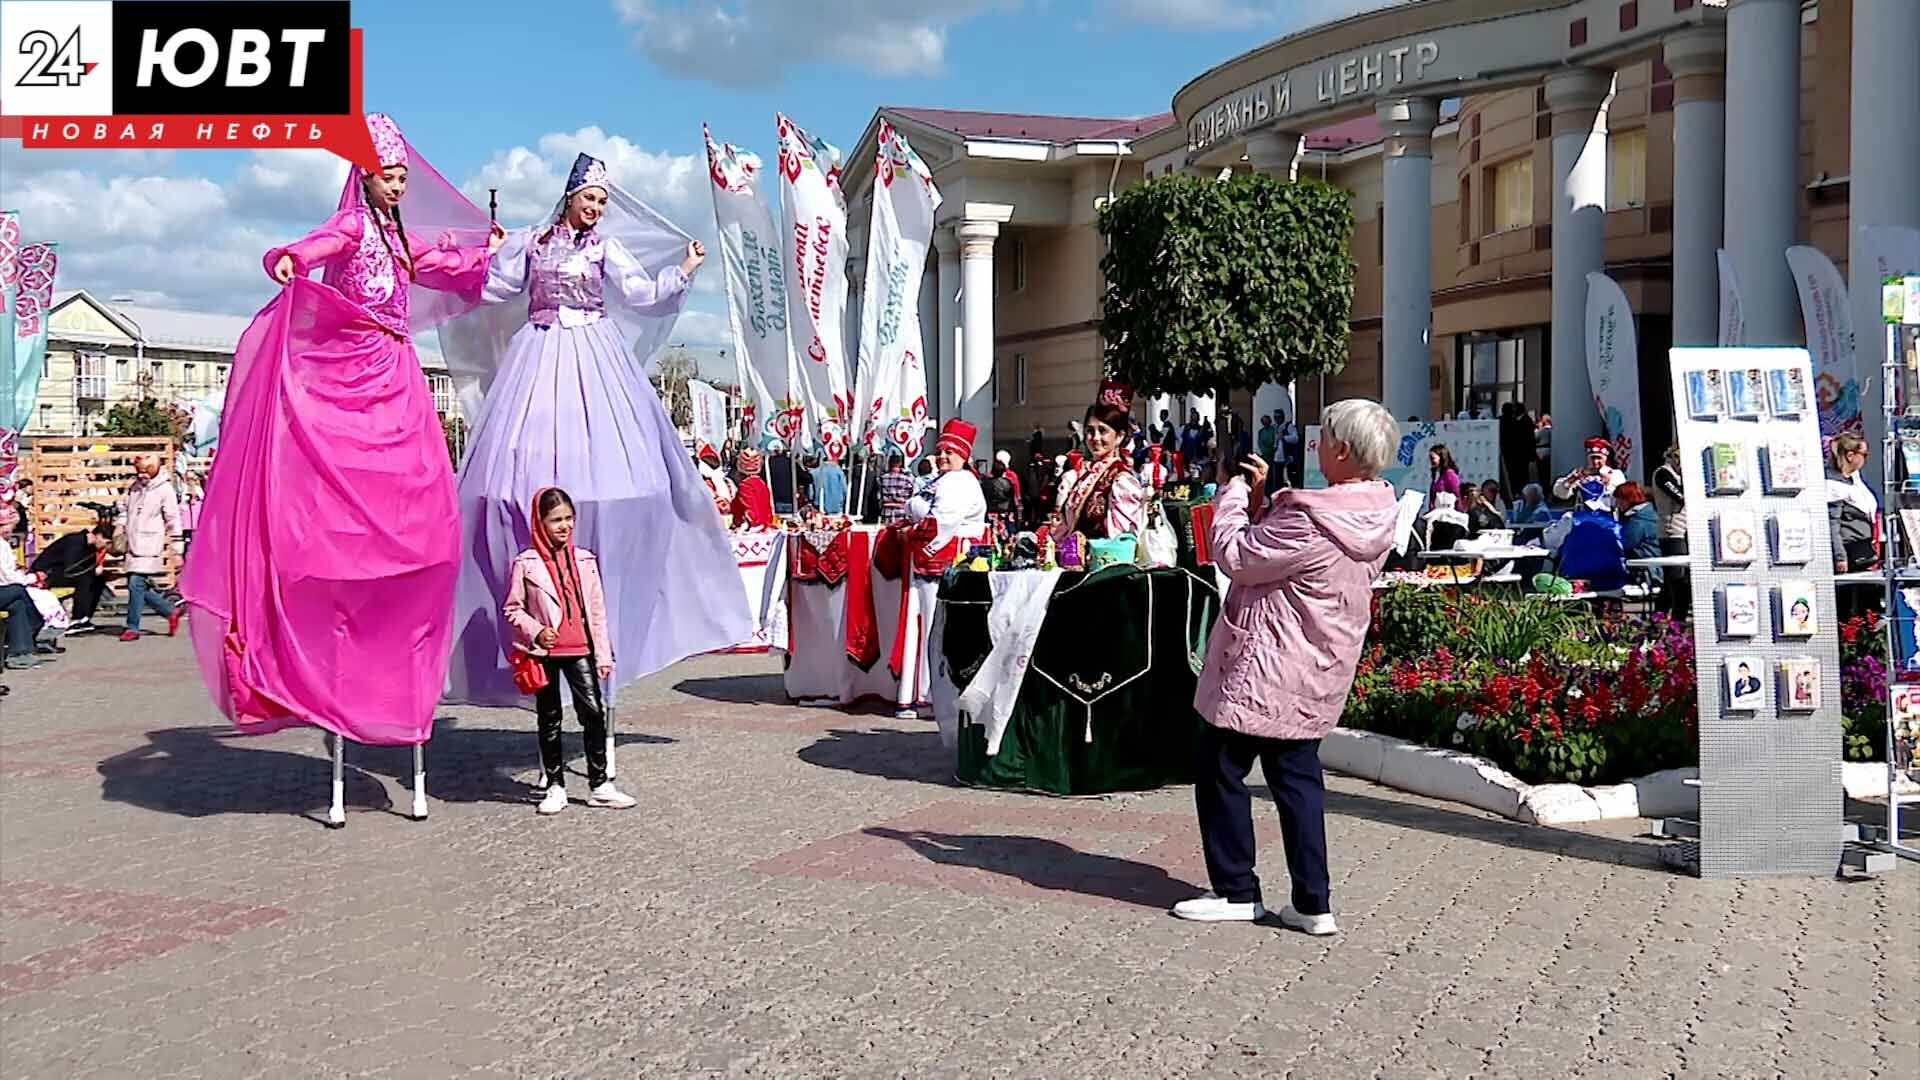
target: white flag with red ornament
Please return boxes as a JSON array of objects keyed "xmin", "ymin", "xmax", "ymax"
[
  {"xmin": 852, "ymin": 120, "xmax": 942, "ymax": 462},
  {"xmin": 776, "ymin": 113, "xmax": 855, "ymax": 463},
  {"xmin": 705, "ymin": 124, "xmax": 802, "ymax": 451},
  {"xmin": 687, "ymin": 378, "xmax": 730, "ymax": 459}
]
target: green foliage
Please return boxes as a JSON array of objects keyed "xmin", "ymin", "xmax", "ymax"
[
  {"xmin": 100, "ymin": 398, "xmax": 188, "ymax": 439},
  {"xmin": 1097, "ymin": 171, "xmax": 1355, "ymax": 396}
]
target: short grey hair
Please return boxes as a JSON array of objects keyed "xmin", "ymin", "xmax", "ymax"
[
  {"xmin": 1319, "ymin": 398, "xmax": 1397, "ymax": 478},
  {"xmin": 1521, "ymin": 482, "xmax": 1545, "ymax": 502}
]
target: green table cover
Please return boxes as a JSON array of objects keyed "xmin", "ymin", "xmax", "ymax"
[{"xmin": 940, "ymin": 564, "xmax": 1220, "ymax": 795}]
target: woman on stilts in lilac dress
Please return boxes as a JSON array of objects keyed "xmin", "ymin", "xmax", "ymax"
[{"xmin": 440, "ymin": 153, "xmax": 751, "ymax": 708}]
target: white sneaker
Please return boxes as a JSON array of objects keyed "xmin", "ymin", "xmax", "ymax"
[
  {"xmin": 1276, "ymin": 905, "xmax": 1338, "ymax": 936},
  {"xmin": 1171, "ymin": 892, "xmax": 1265, "ymax": 922},
  {"xmin": 587, "ymin": 782, "xmax": 635, "ymax": 809},
  {"xmin": 536, "ymin": 785, "xmax": 568, "ymax": 815}
]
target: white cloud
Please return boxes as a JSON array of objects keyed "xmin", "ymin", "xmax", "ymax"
[
  {"xmin": 670, "ymin": 307, "xmax": 732, "ymax": 347},
  {"xmin": 612, "ymin": 0, "xmax": 1005, "ymax": 85},
  {"xmin": 1096, "ymin": 0, "xmax": 1406, "ymax": 31}
]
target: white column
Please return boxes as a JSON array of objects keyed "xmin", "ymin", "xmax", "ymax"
[
  {"xmin": 845, "ymin": 255, "xmax": 864, "ymax": 391},
  {"xmin": 1723, "ymin": 0, "xmax": 1801, "ymax": 344},
  {"xmin": 934, "ymin": 229, "xmax": 961, "ymax": 426},
  {"xmin": 1377, "ymin": 97, "xmax": 1440, "ymax": 423},
  {"xmin": 958, "ymin": 219, "xmax": 999, "ymax": 456},
  {"xmin": 918, "ymin": 250, "xmax": 941, "ymax": 427},
  {"xmin": 1851, "ymin": 0, "xmax": 1920, "ymax": 477},
  {"xmin": 1545, "ymin": 68, "xmax": 1612, "ymax": 475},
  {"xmin": 1665, "ymin": 29, "xmax": 1726, "ymax": 348},
  {"xmin": 1245, "ymin": 129, "xmax": 1305, "ymax": 432}
]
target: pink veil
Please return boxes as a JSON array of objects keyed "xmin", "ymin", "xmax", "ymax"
[{"xmin": 331, "ymin": 129, "xmax": 493, "ymax": 334}]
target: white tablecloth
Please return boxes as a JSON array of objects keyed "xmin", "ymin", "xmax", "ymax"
[
  {"xmin": 726, "ymin": 529, "xmax": 788, "ymax": 653},
  {"xmin": 782, "ymin": 527, "xmax": 909, "ymax": 706}
]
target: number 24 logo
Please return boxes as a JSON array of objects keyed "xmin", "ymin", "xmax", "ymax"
[{"xmin": 16, "ymin": 28, "xmax": 92, "ymax": 88}]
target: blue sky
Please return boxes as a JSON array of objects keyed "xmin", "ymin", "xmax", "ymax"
[{"xmin": 1, "ymin": 0, "xmax": 1392, "ymax": 345}]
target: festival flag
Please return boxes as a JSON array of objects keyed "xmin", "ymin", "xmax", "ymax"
[
  {"xmin": 1584, "ymin": 272, "xmax": 1642, "ymax": 479},
  {"xmin": 1717, "ymin": 248, "xmax": 1745, "ymax": 347},
  {"xmin": 852, "ymin": 120, "xmax": 942, "ymax": 463},
  {"xmin": 705, "ymin": 124, "xmax": 799, "ymax": 451},
  {"xmin": 687, "ymin": 378, "xmax": 729, "ymax": 459},
  {"xmin": 1785, "ymin": 245, "xmax": 1861, "ymax": 436},
  {"xmin": 775, "ymin": 113, "xmax": 854, "ymax": 463},
  {"xmin": 0, "ymin": 211, "xmax": 59, "ymax": 516}
]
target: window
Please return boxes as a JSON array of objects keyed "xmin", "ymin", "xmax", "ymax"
[
  {"xmin": 1489, "ymin": 156, "xmax": 1534, "ymax": 233},
  {"xmin": 1607, "ymin": 127, "xmax": 1646, "ymax": 210},
  {"xmin": 1015, "ymin": 353, "xmax": 1029, "ymax": 406},
  {"xmin": 38, "ymin": 404, "xmax": 51, "ymax": 431},
  {"xmin": 76, "ymin": 353, "xmax": 108, "ymax": 400},
  {"xmin": 149, "ymin": 360, "xmax": 164, "ymax": 390},
  {"xmin": 1458, "ymin": 176, "xmax": 1472, "ymax": 245},
  {"xmin": 1455, "ymin": 333, "xmax": 1528, "ymax": 418},
  {"xmin": 1375, "ymin": 203, "xmax": 1385, "ymax": 266},
  {"xmin": 991, "ymin": 359, "xmax": 1000, "ymax": 407},
  {"xmin": 182, "ymin": 363, "xmax": 198, "ymax": 391},
  {"xmin": 1012, "ymin": 237, "xmax": 1028, "ymax": 292},
  {"xmin": 429, "ymin": 374, "xmax": 457, "ymax": 417},
  {"xmin": 114, "ymin": 356, "xmax": 130, "ymax": 384}
]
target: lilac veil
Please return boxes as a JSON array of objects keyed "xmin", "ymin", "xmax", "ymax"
[
  {"xmin": 180, "ymin": 117, "xmax": 493, "ymax": 745},
  {"xmin": 437, "ymin": 164, "xmax": 751, "ymax": 707}
]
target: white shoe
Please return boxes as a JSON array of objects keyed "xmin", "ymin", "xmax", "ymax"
[
  {"xmin": 587, "ymin": 782, "xmax": 635, "ymax": 809},
  {"xmin": 1171, "ymin": 892, "xmax": 1265, "ymax": 922},
  {"xmin": 1276, "ymin": 905, "xmax": 1338, "ymax": 936},
  {"xmin": 536, "ymin": 785, "xmax": 568, "ymax": 815}
]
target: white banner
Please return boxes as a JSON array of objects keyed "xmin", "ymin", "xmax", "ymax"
[
  {"xmin": 777, "ymin": 113, "xmax": 854, "ymax": 463},
  {"xmin": 1717, "ymin": 248, "xmax": 1745, "ymax": 347},
  {"xmin": 705, "ymin": 125, "xmax": 802, "ymax": 452},
  {"xmin": 1306, "ymin": 419, "xmax": 1500, "ymax": 494},
  {"xmin": 852, "ymin": 120, "xmax": 941, "ymax": 462},
  {"xmin": 1584, "ymin": 272, "xmax": 1643, "ymax": 479},
  {"xmin": 1785, "ymin": 244, "xmax": 1861, "ymax": 436},
  {"xmin": 688, "ymin": 378, "xmax": 729, "ymax": 457}
]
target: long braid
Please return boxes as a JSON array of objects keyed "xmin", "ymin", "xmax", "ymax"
[
  {"xmin": 388, "ymin": 201, "xmax": 416, "ymax": 281},
  {"xmin": 362, "ymin": 176, "xmax": 415, "ymax": 281}
]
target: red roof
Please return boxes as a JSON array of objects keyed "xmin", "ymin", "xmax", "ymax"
[{"xmin": 888, "ymin": 107, "xmax": 1176, "ymax": 144}]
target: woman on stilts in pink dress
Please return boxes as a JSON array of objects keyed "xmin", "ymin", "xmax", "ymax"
[{"xmin": 181, "ymin": 113, "xmax": 504, "ymax": 777}]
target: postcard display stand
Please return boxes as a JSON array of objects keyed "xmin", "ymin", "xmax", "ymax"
[
  {"xmin": 1671, "ymin": 348, "xmax": 1843, "ymax": 876},
  {"xmin": 1875, "ymin": 275, "xmax": 1920, "ymax": 861}
]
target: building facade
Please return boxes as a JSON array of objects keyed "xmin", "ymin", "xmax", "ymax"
[
  {"xmin": 31, "ymin": 292, "xmax": 462, "ymax": 439},
  {"xmin": 840, "ymin": 0, "xmax": 1920, "ymax": 471}
]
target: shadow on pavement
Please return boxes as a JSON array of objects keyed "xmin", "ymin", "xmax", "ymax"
[
  {"xmin": 865, "ymin": 826, "xmax": 1200, "ymax": 909},
  {"xmin": 96, "ymin": 722, "xmax": 676, "ymax": 823},
  {"xmin": 673, "ymin": 673, "xmax": 789, "ymax": 705},
  {"xmin": 796, "ymin": 727, "xmax": 955, "ymax": 786},
  {"xmin": 1309, "ymin": 786, "xmax": 1673, "ymax": 872}
]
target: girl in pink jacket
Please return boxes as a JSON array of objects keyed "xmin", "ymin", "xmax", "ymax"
[
  {"xmin": 1174, "ymin": 399, "xmax": 1401, "ymax": 937},
  {"xmin": 505, "ymin": 487, "xmax": 632, "ymax": 815}
]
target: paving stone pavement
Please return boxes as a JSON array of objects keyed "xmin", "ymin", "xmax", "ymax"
[{"xmin": 0, "ymin": 632, "xmax": 1913, "ymax": 1079}]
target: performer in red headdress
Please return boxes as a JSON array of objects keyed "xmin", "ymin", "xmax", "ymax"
[
  {"xmin": 887, "ymin": 418, "xmax": 987, "ymax": 717},
  {"xmin": 1553, "ymin": 435, "xmax": 1627, "ymax": 509},
  {"xmin": 731, "ymin": 447, "xmax": 776, "ymax": 529},
  {"xmin": 1058, "ymin": 381, "xmax": 1146, "ymax": 539}
]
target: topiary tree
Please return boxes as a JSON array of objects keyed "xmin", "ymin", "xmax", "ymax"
[
  {"xmin": 1098, "ymin": 171, "xmax": 1355, "ymax": 397},
  {"xmin": 101, "ymin": 397, "xmax": 189, "ymax": 440}
]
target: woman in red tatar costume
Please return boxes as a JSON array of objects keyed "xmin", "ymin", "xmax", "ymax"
[
  {"xmin": 1058, "ymin": 381, "xmax": 1147, "ymax": 539},
  {"xmin": 730, "ymin": 447, "xmax": 775, "ymax": 529},
  {"xmin": 887, "ymin": 418, "xmax": 987, "ymax": 718}
]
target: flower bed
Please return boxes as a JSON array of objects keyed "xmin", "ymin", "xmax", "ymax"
[{"xmin": 1344, "ymin": 587, "xmax": 1887, "ymax": 788}]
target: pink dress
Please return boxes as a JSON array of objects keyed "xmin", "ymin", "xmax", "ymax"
[{"xmin": 180, "ymin": 207, "xmax": 490, "ymax": 745}]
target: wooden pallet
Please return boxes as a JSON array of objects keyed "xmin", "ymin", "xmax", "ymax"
[{"xmin": 18, "ymin": 437, "xmax": 186, "ymax": 582}]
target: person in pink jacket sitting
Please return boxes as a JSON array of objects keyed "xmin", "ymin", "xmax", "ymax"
[
  {"xmin": 504, "ymin": 487, "xmax": 633, "ymax": 815},
  {"xmin": 1173, "ymin": 398, "xmax": 1401, "ymax": 937}
]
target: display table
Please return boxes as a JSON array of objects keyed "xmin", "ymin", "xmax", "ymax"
[
  {"xmin": 935, "ymin": 564, "xmax": 1220, "ymax": 796},
  {"xmin": 725, "ymin": 529, "xmax": 788, "ymax": 653},
  {"xmin": 782, "ymin": 527, "xmax": 910, "ymax": 706}
]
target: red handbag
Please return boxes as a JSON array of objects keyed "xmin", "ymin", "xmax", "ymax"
[{"xmin": 509, "ymin": 650, "xmax": 548, "ymax": 695}]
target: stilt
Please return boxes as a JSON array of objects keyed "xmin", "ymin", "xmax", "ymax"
[
  {"xmin": 326, "ymin": 733, "xmax": 345, "ymax": 828},
  {"xmin": 605, "ymin": 695, "xmax": 617, "ymax": 782},
  {"xmin": 411, "ymin": 743, "xmax": 428, "ymax": 820}
]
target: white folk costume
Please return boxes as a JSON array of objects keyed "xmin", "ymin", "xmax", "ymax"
[
  {"xmin": 695, "ymin": 445, "xmax": 734, "ymax": 519},
  {"xmin": 888, "ymin": 418, "xmax": 987, "ymax": 712}
]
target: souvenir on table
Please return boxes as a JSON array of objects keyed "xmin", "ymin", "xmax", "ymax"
[
  {"xmin": 1771, "ymin": 510, "xmax": 1815, "ymax": 565},
  {"xmin": 1896, "ymin": 588, "xmax": 1920, "ymax": 677},
  {"xmin": 1765, "ymin": 367, "xmax": 1808, "ymax": 417},
  {"xmin": 1715, "ymin": 509, "xmax": 1758, "ymax": 566},
  {"xmin": 1776, "ymin": 580, "xmax": 1817, "ymax": 637},
  {"xmin": 1724, "ymin": 655, "xmax": 1765, "ymax": 711},
  {"xmin": 1892, "ymin": 684, "xmax": 1920, "ymax": 726},
  {"xmin": 1900, "ymin": 431, "xmax": 1920, "ymax": 491},
  {"xmin": 1087, "ymin": 535, "xmax": 1137, "ymax": 570},
  {"xmin": 1188, "ymin": 502, "xmax": 1216, "ymax": 565},
  {"xmin": 1899, "ymin": 509, "xmax": 1920, "ymax": 564},
  {"xmin": 1723, "ymin": 582, "xmax": 1761, "ymax": 638},
  {"xmin": 1708, "ymin": 441, "xmax": 1747, "ymax": 494},
  {"xmin": 1763, "ymin": 437, "xmax": 1808, "ymax": 493},
  {"xmin": 1779, "ymin": 658, "xmax": 1821, "ymax": 712},
  {"xmin": 1685, "ymin": 368, "xmax": 1726, "ymax": 419},
  {"xmin": 1055, "ymin": 531, "xmax": 1086, "ymax": 570},
  {"xmin": 1725, "ymin": 367, "xmax": 1766, "ymax": 418}
]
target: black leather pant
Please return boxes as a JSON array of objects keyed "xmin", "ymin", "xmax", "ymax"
[{"xmin": 534, "ymin": 655, "xmax": 607, "ymax": 789}]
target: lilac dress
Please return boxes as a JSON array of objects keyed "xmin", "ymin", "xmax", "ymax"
[{"xmin": 444, "ymin": 223, "xmax": 752, "ymax": 706}]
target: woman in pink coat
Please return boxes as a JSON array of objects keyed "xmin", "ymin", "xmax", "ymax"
[
  {"xmin": 1173, "ymin": 398, "xmax": 1401, "ymax": 936},
  {"xmin": 504, "ymin": 487, "xmax": 631, "ymax": 815},
  {"xmin": 119, "ymin": 455, "xmax": 182, "ymax": 642}
]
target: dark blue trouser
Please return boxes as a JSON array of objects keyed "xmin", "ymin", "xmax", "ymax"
[
  {"xmin": 125, "ymin": 573, "xmax": 174, "ymax": 632},
  {"xmin": 1194, "ymin": 722, "xmax": 1331, "ymax": 915},
  {"xmin": 0, "ymin": 584, "xmax": 42, "ymax": 657}
]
